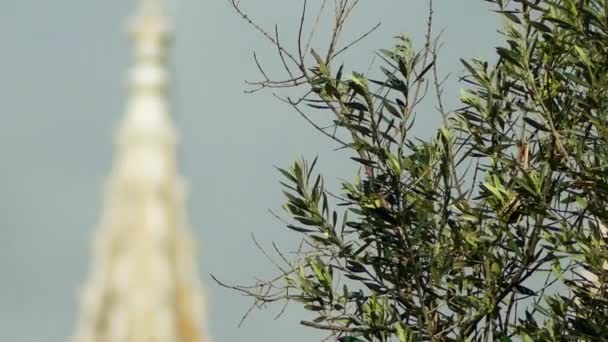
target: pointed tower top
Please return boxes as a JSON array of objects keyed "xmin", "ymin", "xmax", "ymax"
[
  {"xmin": 121, "ymin": 0, "xmax": 174, "ymax": 145},
  {"xmin": 130, "ymin": 0, "xmax": 171, "ymax": 40},
  {"xmin": 140, "ymin": 0, "xmax": 164, "ymax": 15},
  {"xmin": 73, "ymin": 0, "xmax": 209, "ymax": 340}
]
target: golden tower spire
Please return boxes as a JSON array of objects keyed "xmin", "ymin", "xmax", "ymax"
[{"xmin": 73, "ymin": 1, "xmax": 209, "ymax": 341}]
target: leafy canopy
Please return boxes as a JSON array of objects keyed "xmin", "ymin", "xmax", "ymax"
[{"xmin": 221, "ymin": 0, "xmax": 608, "ymax": 341}]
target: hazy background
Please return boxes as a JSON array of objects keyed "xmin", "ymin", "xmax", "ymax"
[{"xmin": 0, "ymin": 1, "xmax": 500, "ymax": 341}]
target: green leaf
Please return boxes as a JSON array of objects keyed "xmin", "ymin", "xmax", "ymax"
[
  {"xmin": 286, "ymin": 225, "xmax": 315, "ymax": 233},
  {"xmin": 387, "ymin": 153, "xmax": 402, "ymax": 175},
  {"xmin": 523, "ymin": 116, "xmax": 550, "ymax": 132},
  {"xmin": 304, "ymin": 304, "xmax": 324, "ymax": 311},
  {"xmin": 521, "ymin": 333, "xmax": 534, "ymax": 342},
  {"xmin": 277, "ymin": 167, "xmax": 297, "ymax": 184},
  {"xmin": 338, "ymin": 337, "xmax": 365, "ymax": 342},
  {"xmin": 414, "ymin": 61, "xmax": 435, "ymax": 83},
  {"xmin": 496, "ymin": 47, "xmax": 522, "ymax": 67},
  {"xmin": 346, "ymin": 101, "xmax": 368, "ymax": 112},
  {"xmin": 310, "ymin": 48, "xmax": 330, "ymax": 76},
  {"xmin": 349, "ymin": 73, "xmax": 370, "ymax": 97},
  {"xmin": 460, "ymin": 89, "xmax": 482, "ymax": 108},
  {"xmin": 383, "ymin": 100, "xmax": 401, "ymax": 118},
  {"xmin": 574, "ymin": 45, "xmax": 592, "ymax": 67},
  {"xmin": 482, "ymin": 182, "xmax": 504, "ymax": 202},
  {"xmin": 529, "ymin": 20, "xmax": 552, "ymax": 33},
  {"xmin": 501, "ymin": 11, "xmax": 521, "ymax": 24},
  {"xmin": 336, "ymin": 64, "xmax": 344, "ymax": 81}
]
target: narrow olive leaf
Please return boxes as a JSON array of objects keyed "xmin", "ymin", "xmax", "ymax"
[
  {"xmin": 459, "ymin": 110, "xmax": 483, "ymax": 122},
  {"xmin": 574, "ymin": 46, "xmax": 592, "ymax": 67},
  {"xmin": 515, "ymin": 285, "xmax": 536, "ymax": 296},
  {"xmin": 562, "ymin": 72, "xmax": 590, "ymax": 87},
  {"xmin": 398, "ymin": 58, "xmax": 409, "ymax": 78},
  {"xmin": 336, "ymin": 64, "xmax": 344, "ymax": 81},
  {"xmin": 338, "ymin": 337, "xmax": 365, "ymax": 342},
  {"xmin": 523, "ymin": 116, "xmax": 550, "ymax": 132},
  {"xmin": 313, "ymin": 315, "xmax": 326, "ymax": 323},
  {"xmin": 364, "ymin": 282, "xmax": 385, "ymax": 292},
  {"xmin": 279, "ymin": 181, "xmax": 299, "ymax": 193},
  {"xmin": 287, "ymin": 225, "xmax": 316, "ymax": 233},
  {"xmin": 307, "ymin": 103, "xmax": 332, "ymax": 109},
  {"xmin": 348, "ymin": 124, "xmax": 372, "ymax": 136},
  {"xmin": 276, "ymin": 167, "xmax": 298, "ymax": 184},
  {"xmin": 346, "ymin": 260, "xmax": 366, "ymax": 273},
  {"xmin": 345, "ymin": 273, "xmax": 369, "ymax": 281},
  {"xmin": 414, "ymin": 61, "xmax": 435, "ymax": 83},
  {"xmin": 380, "ymin": 65, "xmax": 397, "ymax": 78},
  {"xmin": 496, "ymin": 47, "xmax": 522, "ymax": 67},
  {"xmin": 351, "ymin": 157, "xmax": 376, "ymax": 167},
  {"xmin": 529, "ymin": 20, "xmax": 551, "ymax": 33},
  {"xmin": 519, "ymin": 0, "xmax": 543, "ymax": 10},
  {"xmin": 383, "ymin": 99, "xmax": 402, "ymax": 118},
  {"xmin": 310, "ymin": 48, "xmax": 330, "ymax": 76},
  {"xmin": 543, "ymin": 16, "xmax": 577, "ymax": 30},
  {"xmin": 293, "ymin": 161, "xmax": 304, "ymax": 183},
  {"xmin": 346, "ymin": 102, "xmax": 368, "ymax": 112},
  {"xmin": 292, "ymin": 296, "xmax": 317, "ymax": 304},
  {"xmin": 369, "ymin": 78, "xmax": 406, "ymax": 93},
  {"xmin": 304, "ymin": 304, "xmax": 324, "ymax": 311},
  {"xmin": 294, "ymin": 216, "xmax": 321, "ymax": 226},
  {"xmin": 395, "ymin": 98, "xmax": 406, "ymax": 110},
  {"xmin": 499, "ymin": 11, "xmax": 521, "ymax": 24},
  {"xmin": 379, "ymin": 48, "xmax": 396, "ymax": 61},
  {"xmin": 308, "ymin": 156, "xmax": 319, "ymax": 180},
  {"xmin": 460, "ymin": 89, "xmax": 482, "ymax": 108}
]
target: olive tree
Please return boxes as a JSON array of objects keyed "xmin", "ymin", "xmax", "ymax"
[{"xmin": 215, "ymin": 0, "xmax": 608, "ymax": 340}]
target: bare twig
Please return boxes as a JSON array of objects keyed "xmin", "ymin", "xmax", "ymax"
[
  {"xmin": 300, "ymin": 320, "xmax": 370, "ymax": 332},
  {"xmin": 332, "ymin": 22, "xmax": 382, "ymax": 62}
]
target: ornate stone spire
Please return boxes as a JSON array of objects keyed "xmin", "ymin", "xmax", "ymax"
[{"xmin": 73, "ymin": 1, "xmax": 209, "ymax": 341}]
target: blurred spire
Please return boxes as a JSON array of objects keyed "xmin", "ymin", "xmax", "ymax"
[
  {"xmin": 140, "ymin": 0, "xmax": 163, "ymax": 14},
  {"xmin": 72, "ymin": 1, "xmax": 210, "ymax": 341}
]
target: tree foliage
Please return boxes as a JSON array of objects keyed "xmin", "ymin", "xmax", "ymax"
[{"xmin": 219, "ymin": 0, "xmax": 608, "ymax": 340}]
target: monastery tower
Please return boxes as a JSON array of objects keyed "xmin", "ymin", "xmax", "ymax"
[{"xmin": 73, "ymin": 1, "xmax": 209, "ymax": 341}]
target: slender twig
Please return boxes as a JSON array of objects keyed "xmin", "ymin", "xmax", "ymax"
[
  {"xmin": 229, "ymin": 0, "xmax": 300, "ymax": 66},
  {"xmin": 331, "ymin": 22, "xmax": 382, "ymax": 61},
  {"xmin": 301, "ymin": 320, "xmax": 373, "ymax": 332}
]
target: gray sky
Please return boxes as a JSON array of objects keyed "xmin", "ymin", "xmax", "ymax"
[{"xmin": 0, "ymin": 1, "xmax": 500, "ymax": 341}]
